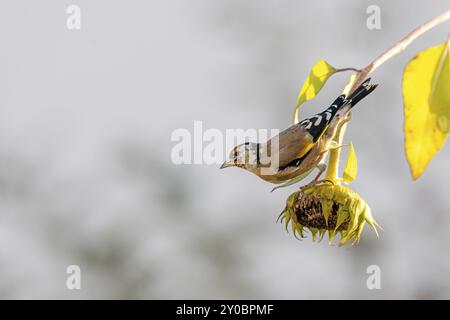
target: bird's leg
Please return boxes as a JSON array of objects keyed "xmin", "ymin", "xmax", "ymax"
[
  {"xmin": 299, "ymin": 163, "xmax": 327, "ymax": 190},
  {"xmin": 312, "ymin": 163, "xmax": 326, "ymax": 182},
  {"xmin": 270, "ymin": 168, "xmax": 314, "ymax": 192},
  {"xmin": 328, "ymin": 141, "xmax": 349, "ymax": 151},
  {"xmin": 318, "ymin": 142, "xmax": 349, "ymax": 158}
]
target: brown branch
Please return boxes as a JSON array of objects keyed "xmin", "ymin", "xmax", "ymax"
[
  {"xmin": 325, "ymin": 9, "xmax": 450, "ymax": 182},
  {"xmin": 335, "ymin": 67, "xmax": 361, "ymax": 73},
  {"xmin": 349, "ymin": 9, "xmax": 450, "ymax": 94}
]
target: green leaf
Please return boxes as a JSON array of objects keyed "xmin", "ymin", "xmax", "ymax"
[
  {"xmin": 403, "ymin": 40, "xmax": 450, "ymax": 180},
  {"xmin": 294, "ymin": 59, "xmax": 336, "ymax": 124},
  {"xmin": 343, "ymin": 142, "xmax": 357, "ymax": 184}
]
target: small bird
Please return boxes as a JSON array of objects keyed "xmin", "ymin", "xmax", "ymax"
[{"xmin": 221, "ymin": 78, "xmax": 378, "ymax": 190}]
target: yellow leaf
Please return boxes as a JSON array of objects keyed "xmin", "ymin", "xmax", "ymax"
[
  {"xmin": 403, "ymin": 40, "xmax": 450, "ymax": 180},
  {"xmin": 294, "ymin": 59, "xmax": 336, "ymax": 124},
  {"xmin": 343, "ymin": 142, "xmax": 357, "ymax": 184},
  {"xmin": 429, "ymin": 42, "xmax": 450, "ymax": 133}
]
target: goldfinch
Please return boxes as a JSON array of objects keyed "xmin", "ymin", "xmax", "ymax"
[{"xmin": 221, "ymin": 78, "xmax": 378, "ymax": 189}]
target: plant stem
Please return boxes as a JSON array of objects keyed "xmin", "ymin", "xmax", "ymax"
[
  {"xmin": 325, "ymin": 9, "xmax": 450, "ymax": 182},
  {"xmin": 335, "ymin": 67, "xmax": 361, "ymax": 73}
]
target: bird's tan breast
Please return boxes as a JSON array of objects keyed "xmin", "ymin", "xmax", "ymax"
[{"xmin": 255, "ymin": 136, "xmax": 331, "ymax": 184}]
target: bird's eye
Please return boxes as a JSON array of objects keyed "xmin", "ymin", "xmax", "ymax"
[{"xmin": 234, "ymin": 151, "xmax": 239, "ymax": 157}]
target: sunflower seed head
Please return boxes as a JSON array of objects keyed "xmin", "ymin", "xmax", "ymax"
[{"xmin": 278, "ymin": 183, "xmax": 381, "ymax": 246}]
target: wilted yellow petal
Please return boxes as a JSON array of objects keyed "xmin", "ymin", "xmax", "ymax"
[
  {"xmin": 319, "ymin": 229, "xmax": 326, "ymax": 241},
  {"xmin": 328, "ymin": 230, "xmax": 336, "ymax": 245},
  {"xmin": 284, "ymin": 214, "xmax": 291, "ymax": 231},
  {"xmin": 343, "ymin": 142, "xmax": 358, "ymax": 184},
  {"xmin": 294, "ymin": 59, "xmax": 336, "ymax": 124},
  {"xmin": 363, "ymin": 204, "xmax": 382, "ymax": 238},
  {"xmin": 310, "ymin": 228, "xmax": 318, "ymax": 241},
  {"xmin": 321, "ymin": 199, "xmax": 333, "ymax": 226},
  {"xmin": 335, "ymin": 206, "xmax": 348, "ymax": 231},
  {"xmin": 403, "ymin": 40, "xmax": 450, "ymax": 180}
]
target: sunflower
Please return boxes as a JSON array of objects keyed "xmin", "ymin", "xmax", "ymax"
[{"xmin": 279, "ymin": 181, "xmax": 381, "ymax": 246}]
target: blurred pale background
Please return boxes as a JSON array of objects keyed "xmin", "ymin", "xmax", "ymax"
[{"xmin": 0, "ymin": 0, "xmax": 449, "ymax": 299}]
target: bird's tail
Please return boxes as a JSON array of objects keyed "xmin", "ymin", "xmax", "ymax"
[
  {"xmin": 345, "ymin": 78, "xmax": 378, "ymax": 108},
  {"xmin": 298, "ymin": 78, "xmax": 377, "ymax": 138}
]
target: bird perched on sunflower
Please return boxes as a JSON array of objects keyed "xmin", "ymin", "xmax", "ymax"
[{"xmin": 221, "ymin": 78, "xmax": 377, "ymax": 190}]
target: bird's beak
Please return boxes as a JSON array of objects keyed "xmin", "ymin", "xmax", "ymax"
[{"xmin": 220, "ymin": 161, "xmax": 234, "ymax": 169}]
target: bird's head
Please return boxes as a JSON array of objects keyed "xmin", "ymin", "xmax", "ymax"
[{"xmin": 220, "ymin": 142, "xmax": 259, "ymax": 170}]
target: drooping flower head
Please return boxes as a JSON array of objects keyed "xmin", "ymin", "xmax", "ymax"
[{"xmin": 279, "ymin": 182, "xmax": 381, "ymax": 246}]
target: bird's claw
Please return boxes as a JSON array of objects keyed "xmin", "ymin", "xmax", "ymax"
[{"xmin": 299, "ymin": 179, "xmax": 335, "ymax": 192}]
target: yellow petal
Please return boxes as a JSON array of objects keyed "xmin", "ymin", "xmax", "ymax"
[
  {"xmin": 318, "ymin": 229, "xmax": 326, "ymax": 242},
  {"xmin": 335, "ymin": 207, "xmax": 349, "ymax": 231},
  {"xmin": 310, "ymin": 228, "xmax": 318, "ymax": 241},
  {"xmin": 403, "ymin": 40, "xmax": 450, "ymax": 180},
  {"xmin": 294, "ymin": 59, "xmax": 336, "ymax": 124},
  {"xmin": 343, "ymin": 142, "xmax": 358, "ymax": 184},
  {"xmin": 328, "ymin": 229, "xmax": 336, "ymax": 245},
  {"xmin": 284, "ymin": 214, "xmax": 291, "ymax": 232},
  {"xmin": 321, "ymin": 199, "xmax": 333, "ymax": 226}
]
